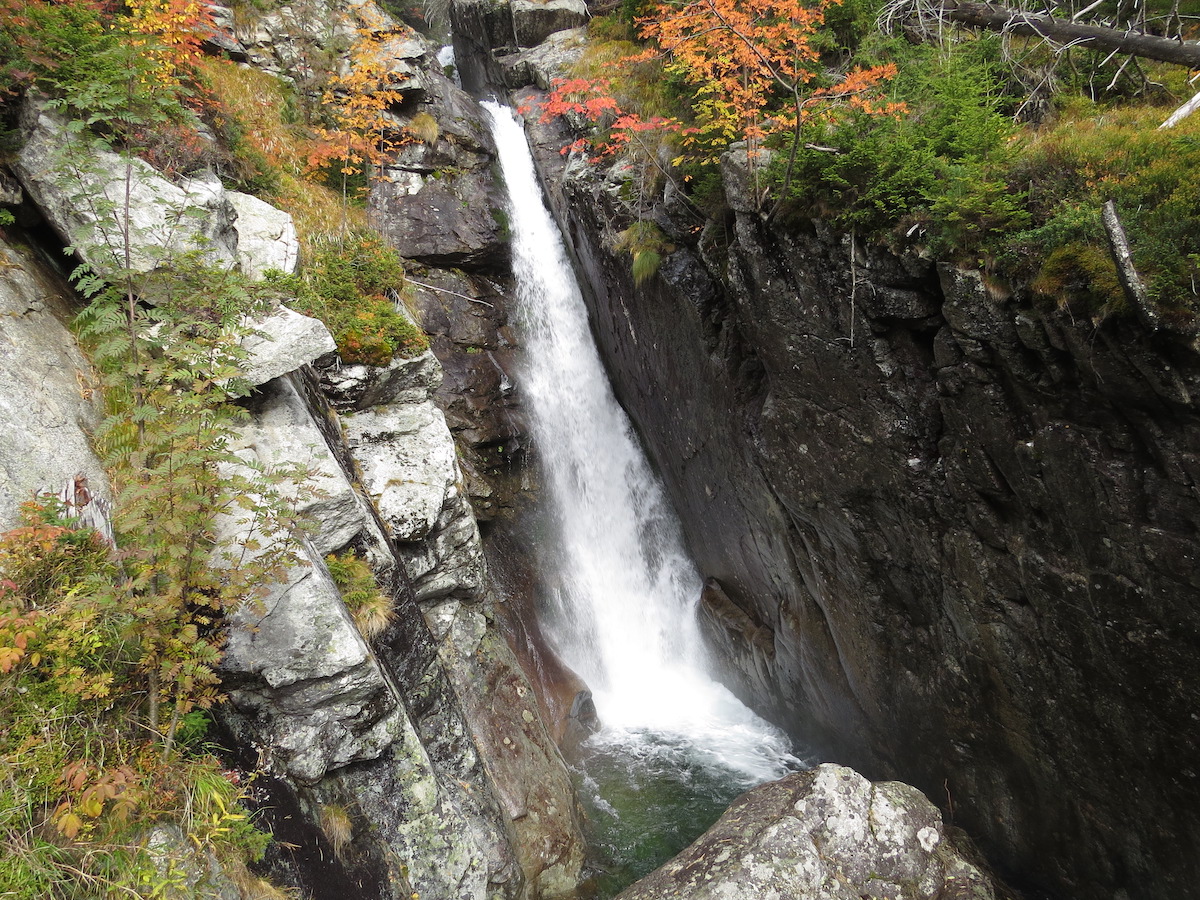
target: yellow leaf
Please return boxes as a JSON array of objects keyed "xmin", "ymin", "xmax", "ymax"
[{"xmin": 57, "ymin": 812, "xmax": 83, "ymax": 840}]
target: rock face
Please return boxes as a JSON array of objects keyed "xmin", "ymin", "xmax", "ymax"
[
  {"xmin": 227, "ymin": 191, "xmax": 300, "ymax": 278},
  {"xmin": 0, "ymin": 235, "xmax": 109, "ymax": 529},
  {"xmin": 207, "ymin": 2, "xmax": 583, "ymax": 894},
  {"xmin": 218, "ymin": 375, "xmax": 404, "ymax": 784},
  {"xmin": 452, "ymin": 0, "xmax": 587, "ymax": 91},
  {"xmin": 220, "ymin": 536, "xmax": 405, "ymax": 784},
  {"xmin": 239, "ymin": 306, "xmax": 337, "ymax": 388},
  {"xmin": 493, "ymin": 28, "xmax": 587, "ymax": 91},
  {"xmin": 211, "ymin": 0, "xmax": 359, "ymax": 84},
  {"xmin": 334, "ymin": 350, "xmax": 489, "ymax": 601},
  {"xmin": 407, "ymin": 269, "xmax": 527, "ymax": 520},
  {"xmin": 15, "ymin": 102, "xmax": 237, "ymax": 279},
  {"xmin": 318, "ymin": 348, "xmax": 586, "ymax": 896},
  {"xmin": 371, "ymin": 72, "xmax": 511, "ymax": 270},
  {"xmin": 521, "ymin": 97, "xmax": 1200, "ymax": 899},
  {"xmin": 218, "ymin": 358, "xmax": 584, "ymax": 899},
  {"xmin": 14, "ymin": 101, "xmax": 300, "ymax": 287},
  {"xmin": 616, "ymin": 765, "xmax": 997, "ymax": 900},
  {"xmin": 510, "ymin": 0, "xmax": 588, "ymax": 49}
]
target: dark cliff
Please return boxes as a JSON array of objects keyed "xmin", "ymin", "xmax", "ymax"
[{"xmin": 520, "ymin": 103, "xmax": 1200, "ymax": 899}]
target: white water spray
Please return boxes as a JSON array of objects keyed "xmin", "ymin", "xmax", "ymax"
[{"xmin": 482, "ymin": 102, "xmax": 798, "ymax": 785}]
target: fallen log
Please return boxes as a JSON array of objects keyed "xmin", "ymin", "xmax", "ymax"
[{"xmin": 910, "ymin": 1, "xmax": 1200, "ymax": 68}]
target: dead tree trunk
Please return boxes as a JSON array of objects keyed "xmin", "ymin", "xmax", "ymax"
[
  {"xmin": 1101, "ymin": 199, "xmax": 1160, "ymax": 331},
  {"xmin": 927, "ymin": 1, "xmax": 1200, "ymax": 68}
]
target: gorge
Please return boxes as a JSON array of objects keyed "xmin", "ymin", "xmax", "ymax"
[{"xmin": 0, "ymin": 1, "xmax": 1198, "ymax": 899}]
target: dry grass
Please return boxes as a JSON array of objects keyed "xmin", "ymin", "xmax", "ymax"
[
  {"xmin": 226, "ymin": 856, "xmax": 301, "ymax": 900},
  {"xmin": 196, "ymin": 57, "xmax": 370, "ymax": 250},
  {"xmin": 352, "ymin": 592, "xmax": 397, "ymax": 639},
  {"xmin": 196, "ymin": 58, "xmax": 310, "ymax": 173},
  {"xmin": 319, "ymin": 803, "xmax": 354, "ymax": 861},
  {"xmin": 406, "ymin": 111, "xmax": 440, "ymax": 144},
  {"xmin": 275, "ymin": 173, "xmax": 367, "ymax": 251}
]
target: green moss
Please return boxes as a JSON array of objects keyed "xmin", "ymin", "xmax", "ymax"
[
  {"xmin": 267, "ymin": 231, "xmax": 429, "ymax": 366},
  {"xmin": 631, "ymin": 250, "xmax": 662, "ymax": 285},
  {"xmin": 490, "ymin": 206, "xmax": 511, "ymax": 241}
]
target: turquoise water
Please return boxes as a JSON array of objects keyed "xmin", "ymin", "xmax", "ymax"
[{"xmin": 570, "ymin": 728, "xmax": 804, "ymax": 898}]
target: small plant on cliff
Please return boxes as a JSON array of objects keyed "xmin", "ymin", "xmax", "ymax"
[
  {"xmin": 318, "ymin": 802, "xmax": 355, "ymax": 861},
  {"xmin": 326, "ymin": 550, "xmax": 395, "ymax": 639},
  {"xmin": 74, "ymin": 264, "xmax": 308, "ymax": 757},
  {"xmin": 268, "ymin": 230, "xmax": 428, "ymax": 366},
  {"xmin": 614, "ymin": 220, "xmax": 674, "ymax": 285}
]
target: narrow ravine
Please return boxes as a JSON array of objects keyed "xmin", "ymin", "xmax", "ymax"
[{"xmin": 482, "ymin": 101, "xmax": 803, "ymax": 894}]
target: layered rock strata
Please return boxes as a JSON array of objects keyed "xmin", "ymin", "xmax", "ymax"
[{"xmin": 317, "ymin": 346, "xmax": 584, "ymax": 900}]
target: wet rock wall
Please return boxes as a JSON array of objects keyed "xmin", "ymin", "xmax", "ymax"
[{"xmin": 521, "ymin": 106, "xmax": 1200, "ymax": 900}]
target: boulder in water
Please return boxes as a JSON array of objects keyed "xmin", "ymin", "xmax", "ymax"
[{"xmin": 615, "ymin": 764, "xmax": 999, "ymax": 900}]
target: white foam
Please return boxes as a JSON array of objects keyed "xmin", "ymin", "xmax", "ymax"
[{"xmin": 482, "ymin": 101, "xmax": 798, "ymax": 785}]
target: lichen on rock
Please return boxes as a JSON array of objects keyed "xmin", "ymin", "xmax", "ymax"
[{"xmin": 615, "ymin": 765, "xmax": 996, "ymax": 900}]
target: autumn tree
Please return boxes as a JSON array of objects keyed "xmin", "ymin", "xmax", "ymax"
[
  {"xmin": 309, "ymin": 11, "xmax": 412, "ymax": 232},
  {"xmin": 124, "ymin": 0, "xmax": 212, "ymax": 83},
  {"xmin": 635, "ymin": 0, "xmax": 902, "ymax": 207}
]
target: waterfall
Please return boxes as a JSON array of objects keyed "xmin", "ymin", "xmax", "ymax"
[
  {"xmin": 482, "ymin": 101, "xmax": 799, "ymax": 785},
  {"xmin": 481, "ymin": 103, "xmax": 801, "ymax": 891}
]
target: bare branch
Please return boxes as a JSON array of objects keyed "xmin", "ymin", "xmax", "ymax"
[
  {"xmin": 1160, "ymin": 89, "xmax": 1200, "ymax": 128},
  {"xmin": 405, "ymin": 277, "xmax": 495, "ymax": 307},
  {"xmin": 1101, "ymin": 199, "xmax": 1160, "ymax": 331}
]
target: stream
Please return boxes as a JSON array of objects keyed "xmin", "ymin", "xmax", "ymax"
[{"xmin": 482, "ymin": 101, "xmax": 805, "ymax": 896}]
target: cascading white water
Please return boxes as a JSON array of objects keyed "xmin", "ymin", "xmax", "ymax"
[{"xmin": 482, "ymin": 101, "xmax": 800, "ymax": 793}]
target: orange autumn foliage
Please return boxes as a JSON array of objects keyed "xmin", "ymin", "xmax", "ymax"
[
  {"xmin": 307, "ymin": 9, "xmax": 415, "ymax": 186},
  {"xmin": 528, "ymin": 0, "xmax": 903, "ymax": 205},
  {"xmin": 124, "ymin": 0, "xmax": 213, "ymax": 83},
  {"xmin": 51, "ymin": 761, "xmax": 141, "ymax": 840},
  {"xmin": 637, "ymin": 0, "xmax": 902, "ymax": 184},
  {"xmin": 522, "ymin": 77, "xmax": 680, "ymax": 160}
]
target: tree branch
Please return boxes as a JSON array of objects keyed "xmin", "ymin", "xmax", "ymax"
[
  {"xmin": 405, "ymin": 278, "xmax": 495, "ymax": 307},
  {"xmin": 1160, "ymin": 89, "xmax": 1200, "ymax": 128}
]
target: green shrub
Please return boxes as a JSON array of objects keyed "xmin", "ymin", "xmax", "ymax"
[
  {"xmin": 0, "ymin": 501, "xmax": 113, "ymax": 607},
  {"xmin": 779, "ymin": 36, "xmax": 1018, "ymax": 240},
  {"xmin": 268, "ymin": 231, "xmax": 428, "ymax": 366}
]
